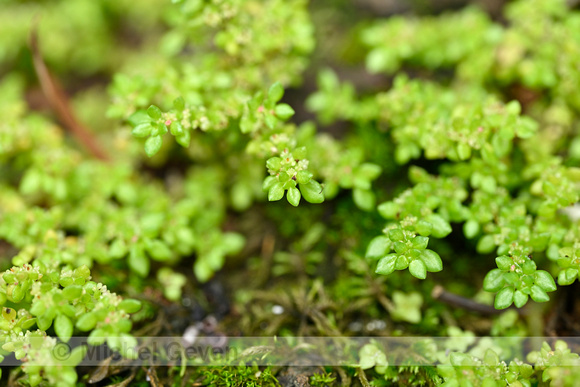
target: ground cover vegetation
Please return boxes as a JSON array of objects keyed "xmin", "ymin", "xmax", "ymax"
[{"xmin": 1, "ymin": 0, "xmax": 580, "ymax": 385}]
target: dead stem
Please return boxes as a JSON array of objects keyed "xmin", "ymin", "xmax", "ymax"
[
  {"xmin": 144, "ymin": 367, "xmax": 163, "ymax": 387},
  {"xmin": 30, "ymin": 23, "xmax": 110, "ymax": 161},
  {"xmin": 432, "ymin": 285, "xmax": 525, "ymax": 315},
  {"xmin": 356, "ymin": 367, "xmax": 371, "ymax": 387}
]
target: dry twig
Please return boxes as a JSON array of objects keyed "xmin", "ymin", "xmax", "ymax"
[{"xmin": 30, "ymin": 23, "xmax": 110, "ymax": 161}]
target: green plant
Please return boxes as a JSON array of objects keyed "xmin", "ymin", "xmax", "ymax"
[
  {"xmin": 198, "ymin": 364, "xmax": 279, "ymax": 387},
  {"xmin": 0, "ymin": 263, "xmax": 141, "ymax": 385},
  {"xmin": 312, "ymin": 0, "xmax": 580, "ymax": 311},
  {"xmin": 2, "ymin": 0, "xmax": 580, "ymax": 385},
  {"xmin": 310, "ymin": 370, "xmax": 337, "ymax": 386}
]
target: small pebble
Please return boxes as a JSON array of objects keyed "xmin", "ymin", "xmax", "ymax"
[
  {"xmin": 182, "ymin": 325, "xmax": 199, "ymax": 346},
  {"xmin": 349, "ymin": 321, "xmax": 363, "ymax": 332}
]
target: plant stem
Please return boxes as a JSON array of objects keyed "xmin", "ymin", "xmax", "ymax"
[
  {"xmin": 30, "ymin": 24, "xmax": 110, "ymax": 161},
  {"xmin": 432, "ymin": 285, "xmax": 525, "ymax": 315}
]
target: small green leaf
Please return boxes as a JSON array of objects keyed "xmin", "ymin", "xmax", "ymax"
[
  {"xmin": 88, "ymin": 329, "xmax": 106, "ymax": 346},
  {"xmin": 28, "ymin": 375, "xmax": 40, "ymax": 386},
  {"xmin": 30, "ymin": 301, "xmax": 46, "ymax": 316},
  {"xmin": 366, "ymin": 48, "xmax": 395, "ymax": 73},
  {"xmin": 375, "ymin": 254, "xmax": 397, "ymax": 275},
  {"xmin": 483, "ymin": 269, "xmax": 505, "ymax": 292},
  {"xmin": 54, "ymin": 314, "xmax": 73, "ymax": 342},
  {"xmin": 495, "ymin": 256, "xmax": 512, "ymax": 271},
  {"xmin": 262, "ymin": 176, "xmax": 277, "ymax": 192},
  {"xmin": 146, "ymin": 240, "xmax": 172, "ymax": 261},
  {"xmin": 109, "ymin": 238, "xmax": 127, "ymax": 259},
  {"xmin": 449, "ymin": 352, "xmax": 472, "ymax": 366},
  {"xmin": 152, "ymin": 121, "xmax": 168, "ymax": 135},
  {"xmin": 395, "ymin": 255, "xmax": 408, "ymax": 270},
  {"xmin": 456, "ymin": 143, "xmax": 471, "ymax": 160},
  {"xmin": 415, "ymin": 220, "xmax": 433, "ymax": 237},
  {"xmin": 268, "ymin": 82, "xmax": 284, "ymax": 103},
  {"xmin": 522, "ymin": 260, "xmax": 536, "ymax": 275},
  {"xmin": 3, "ymin": 272, "xmax": 15, "ymax": 284},
  {"xmin": 278, "ymin": 172, "xmax": 290, "ymax": 183},
  {"xmin": 514, "ymin": 290, "xmax": 528, "ymax": 308},
  {"xmin": 19, "ymin": 168, "xmax": 41, "ymax": 195},
  {"xmin": 393, "ymin": 241, "xmax": 407, "ymax": 254},
  {"xmin": 483, "ymin": 349, "xmax": 500, "ymax": 366},
  {"xmin": 128, "ymin": 245, "xmax": 149, "ymax": 278},
  {"xmin": 477, "ymin": 234, "xmax": 496, "ymax": 254},
  {"xmin": 494, "ymin": 287, "xmax": 515, "ymax": 309},
  {"xmin": 266, "ymin": 157, "xmax": 282, "ymax": 171},
  {"xmin": 388, "ymin": 229, "xmax": 405, "ymax": 242},
  {"xmin": 534, "ymin": 270, "xmax": 556, "ymax": 292},
  {"xmin": 366, "ymin": 236, "xmax": 391, "ymax": 260},
  {"xmin": 107, "ymin": 335, "xmax": 120, "ymax": 351},
  {"xmin": 409, "ymin": 259, "xmax": 427, "ymax": 279},
  {"xmin": 359, "ymin": 344, "xmax": 388, "ymax": 370},
  {"xmin": 76, "ymin": 313, "xmax": 97, "ymax": 331},
  {"xmin": 558, "ymin": 268, "xmax": 578, "ymax": 286},
  {"xmin": 170, "ymin": 121, "xmax": 184, "ymax": 136},
  {"xmin": 59, "ymin": 277, "xmax": 73, "ymax": 288},
  {"xmin": 274, "ymin": 104, "xmax": 295, "ymax": 120},
  {"xmin": 558, "ymin": 246, "xmax": 575, "ymax": 259},
  {"xmin": 58, "ymin": 369, "xmax": 77, "ymax": 386},
  {"xmin": 194, "ymin": 260, "xmax": 213, "ymax": 283},
  {"xmin": 76, "ymin": 266, "xmax": 91, "ymax": 280},
  {"xmin": 377, "ymin": 201, "xmax": 399, "ymax": 219},
  {"xmin": 222, "ymin": 232, "xmax": 245, "ymax": 255},
  {"xmin": 425, "ymin": 214, "xmax": 452, "ymax": 238},
  {"xmin": 293, "ymin": 146, "xmax": 307, "ymax": 159},
  {"xmin": 240, "ymin": 114, "xmax": 254, "ymax": 133},
  {"xmin": 356, "ymin": 163, "xmax": 382, "ymax": 181},
  {"xmin": 173, "ymin": 96, "xmax": 185, "ymax": 110},
  {"xmin": 505, "ymin": 100, "xmax": 521, "ymax": 115},
  {"xmin": 9, "ymin": 284, "xmax": 24, "ymax": 303},
  {"xmin": 118, "ymin": 334, "xmax": 138, "ymax": 359},
  {"xmin": 231, "ymin": 182, "xmax": 252, "ymax": 211},
  {"xmin": 530, "ymin": 233, "xmax": 550, "ymax": 252},
  {"xmin": 287, "ymin": 187, "xmax": 301, "ymax": 207},
  {"xmin": 296, "ymin": 170, "xmax": 313, "ymax": 185},
  {"xmin": 419, "ymin": 249, "xmax": 443, "ymax": 272},
  {"xmin": 36, "ymin": 312, "xmax": 53, "ymax": 331},
  {"xmin": 128, "ymin": 109, "xmax": 149, "ymax": 126},
  {"xmin": 147, "ymin": 105, "xmax": 162, "ymax": 120},
  {"xmin": 480, "ymin": 176, "xmax": 497, "ymax": 194},
  {"xmin": 268, "ymin": 182, "xmax": 285, "ymax": 201},
  {"xmin": 391, "ymin": 291, "xmax": 422, "ymax": 323},
  {"xmin": 353, "ymin": 188, "xmax": 375, "ymax": 211},
  {"xmin": 66, "ymin": 346, "xmax": 88, "ymax": 367},
  {"xmin": 283, "ymin": 179, "xmax": 296, "ymax": 190},
  {"xmin": 59, "ymin": 304, "xmax": 76, "ymax": 318},
  {"xmin": 144, "ymin": 135, "xmax": 163, "ymax": 157},
  {"xmin": 515, "ymin": 117, "xmax": 538, "ymax": 139},
  {"xmin": 463, "ymin": 220, "xmax": 479, "ymax": 239},
  {"xmin": 264, "ymin": 113, "xmax": 277, "ymax": 129},
  {"xmin": 118, "ymin": 299, "xmax": 142, "ymax": 313},
  {"xmin": 492, "ymin": 129, "xmax": 513, "ymax": 157},
  {"xmin": 249, "ymin": 91, "xmax": 263, "ymax": 111},
  {"xmin": 530, "ymin": 285, "xmax": 549, "ymax": 303},
  {"xmin": 132, "ymin": 122, "xmax": 152, "ymax": 138},
  {"xmin": 300, "ymin": 180, "xmax": 324, "ymax": 204},
  {"xmin": 62, "ymin": 285, "xmax": 82, "ymax": 301},
  {"xmin": 411, "ymin": 236, "xmax": 429, "ymax": 250}
]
